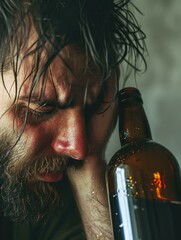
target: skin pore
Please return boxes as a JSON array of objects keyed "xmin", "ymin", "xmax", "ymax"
[{"xmin": 0, "ymin": 41, "xmax": 118, "ymax": 238}]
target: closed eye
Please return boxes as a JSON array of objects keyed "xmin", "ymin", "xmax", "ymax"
[
  {"xmin": 29, "ymin": 101, "xmax": 56, "ymax": 113},
  {"xmin": 14, "ymin": 101, "xmax": 56, "ymax": 124}
]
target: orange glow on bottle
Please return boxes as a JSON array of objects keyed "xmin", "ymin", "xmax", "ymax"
[{"xmin": 106, "ymin": 87, "xmax": 181, "ymax": 240}]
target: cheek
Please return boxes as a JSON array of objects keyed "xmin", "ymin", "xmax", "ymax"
[
  {"xmin": 4, "ymin": 113, "xmax": 54, "ymax": 158},
  {"xmin": 22, "ymin": 123, "xmax": 54, "ymax": 156}
]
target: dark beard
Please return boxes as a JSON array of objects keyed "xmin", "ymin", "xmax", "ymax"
[
  {"xmin": 0, "ymin": 176, "xmax": 61, "ymax": 224},
  {"xmin": 0, "ymin": 132, "xmax": 79, "ymax": 224}
]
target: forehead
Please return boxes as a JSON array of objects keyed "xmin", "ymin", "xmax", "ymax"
[{"xmin": 15, "ymin": 44, "xmax": 103, "ymax": 102}]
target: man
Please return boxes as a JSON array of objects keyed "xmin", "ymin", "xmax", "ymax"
[{"xmin": 0, "ymin": 0, "xmax": 146, "ymax": 239}]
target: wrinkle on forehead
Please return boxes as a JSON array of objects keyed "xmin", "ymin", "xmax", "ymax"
[
  {"xmin": 18, "ymin": 44, "xmax": 102, "ymax": 100},
  {"xmin": 0, "ymin": 41, "xmax": 103, "ymax": 109}
]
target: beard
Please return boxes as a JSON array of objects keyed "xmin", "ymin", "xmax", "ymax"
[{"xmin": 0, "ymin": 131, "xmax": 81, "ymax": 224}]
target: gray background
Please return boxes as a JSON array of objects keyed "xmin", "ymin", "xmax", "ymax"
[{"xmin": 106, "ymin": 0, "xmax": 181, "ymax": 166}]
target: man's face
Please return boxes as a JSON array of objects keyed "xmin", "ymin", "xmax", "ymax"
[{"xmin": 0, "ymin": 43, "xmax": 106, "ymax": 223}]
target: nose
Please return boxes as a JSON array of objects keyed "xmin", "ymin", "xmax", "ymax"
[{"xmin": 51, "ymin": 108, "xmax": 89, "ymax": 160}]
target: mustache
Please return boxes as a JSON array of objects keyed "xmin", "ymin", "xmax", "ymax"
[
  {"xmin": 5, "ymin": 154, "xmax": 68, "ymax": 182},
  {"xmin": 5, "ymin": 153, "xmax": 84, "ymax": 183}
]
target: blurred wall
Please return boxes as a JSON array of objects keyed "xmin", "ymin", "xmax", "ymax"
[{"xmin": 106, "ymin": 0, "xmax": 181, "ymax": 165}]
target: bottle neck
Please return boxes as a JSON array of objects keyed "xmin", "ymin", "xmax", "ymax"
[{"xmin": 119, "ymin": 88, "xmax": 152, "ymax": 146}]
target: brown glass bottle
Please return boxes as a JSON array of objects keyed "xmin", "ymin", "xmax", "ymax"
[{"xmin": 106, "ymin": 87, "xmax": 181, "ymax": 240}]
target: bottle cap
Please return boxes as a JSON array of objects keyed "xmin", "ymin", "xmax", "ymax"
[{"xmin": 118, "ymin": 87, "xmax": 143, "ymax": 103}]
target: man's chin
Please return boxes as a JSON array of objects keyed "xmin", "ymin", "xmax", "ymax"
[{"xmin": 0, "ymin": 180, "xmax": 61, "ymax": 224}]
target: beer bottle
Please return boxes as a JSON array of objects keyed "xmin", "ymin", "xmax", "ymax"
[{"xmin": 106, "ymin": 87, "xmax": 181, "ymax": 240}]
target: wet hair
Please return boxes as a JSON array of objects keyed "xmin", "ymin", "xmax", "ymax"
[{"xmin": 0, "ymin": 0, "xmax": 146, "ymax": 100}]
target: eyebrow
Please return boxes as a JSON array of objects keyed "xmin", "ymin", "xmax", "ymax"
[
  {"xmin": 18, "ymin": 96, "xmax": 57, "ymax": 105},
  {"xmin": 18, "ymin": 96, "xmax": 74, "ymax": 109}
]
